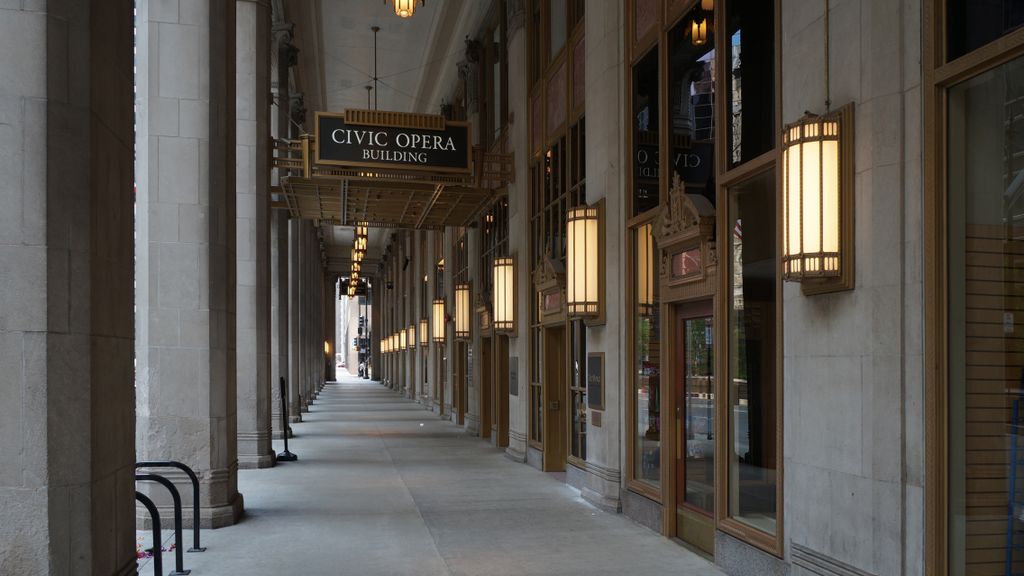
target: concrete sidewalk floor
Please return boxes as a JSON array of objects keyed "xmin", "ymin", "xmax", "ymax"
[{"xmin": 140, "ymin": 377, "xmax": 724, "ymax": 576}]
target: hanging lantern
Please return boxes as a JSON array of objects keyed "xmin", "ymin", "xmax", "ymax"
[
  {"xmin": 432, "ymin": 299, "xmax": 446, "ymax": 343},
  {"xmin": 455, "ymin": 284, "xmax": 470, "ymax": 340},
  {"xmin": 567, "ymin": 205, "xmax": 600, "ymax": 317},
  {"xmin": 690, "ymin": 17, "xmax": 710, "ymax": 46},
  {"xmin": 782, "ymin": 104, "xmax": 854, "ymax": 290},
  {"xmin": 493, "ymin": 256, "xmax": 515, "ymax": 332},
  {"xmin": 390, "ymin": 0, "xmax": 424, "ymax": 18},
  {"xmin": 636, "ymin": 223, "xmax": 655, "ymax": 314},
  {"xmin": 419, "ymin": 318, "xmax": 428, "ymax": 346}
]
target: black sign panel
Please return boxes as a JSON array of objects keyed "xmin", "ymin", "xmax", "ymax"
[
  {"xmin": 316, "ymin": 112, "xmax": 471, "ymax": 173},
  {"xmin": 586, "ymin": 353, "xmax": 604, "ymax": 410}
]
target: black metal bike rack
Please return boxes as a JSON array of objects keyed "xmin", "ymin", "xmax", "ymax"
[
  {"xmin": 277, "ymin": 376, "xmax": 297, "ymax": 461},
  {"xmin": 135, "ymin": 491, "xmax": 164, "ymax": 576},
  {"xmin": 136, "ymin": 473, "xmax": 190, "ymax": 575},
  {"xmin": 136, "ymin": 461, "xmax": 206, "ymax": 552}
]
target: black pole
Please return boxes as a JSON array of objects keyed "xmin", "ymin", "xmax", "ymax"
[
  {"xmin": 136, "ymin": 474, "xmax": 190, "ymax": 575},
  {"xmin": 135, "ymin": 461, "xmax": 205, "ymax": 552},
  {"xmin": 136, "ymin": 492, "xmax": 163, "ymax": 576},
  {"xmin": 278, "ymin": 377, "xmax": 298, "ymax": 461},
  {"xmin": 371, "ymin": 26, "xmax": 379, "ymax": 110}
]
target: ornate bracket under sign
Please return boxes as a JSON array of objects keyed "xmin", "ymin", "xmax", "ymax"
[
  {"xmin": 270, "ymin": 109, "xmax": 511, "ymax": 230},
  {"xmin": 655, "ymin": 174, "xmax": 717, "ymax": 300}
]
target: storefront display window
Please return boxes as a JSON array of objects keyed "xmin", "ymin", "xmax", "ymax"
[
  {"xmin": 947, "ymin": 54, "xmax": 1024, "ymax": 573},
  {"xmin": 570, "ymin": 319, "xmax": 587, "ymax": 461},
  {"xmin": 634, "ymin": 223, "xmax": 661, "ymax": 487},
  {"xmin": 668, "ymin": 13, "xmax": 716, "ymax": 205},
  {"xmin": 726, "ymin": 169, "xmax": 778, "ymax": 535},
  {"xmin": 725, "ymin": 0, "xmax": 774, "ymax": 168},
  {"xmin": 633, "ymin": 49, "xmax": 660, "ymax": 216},
  {"xmin": 947, "ymin": 0, "xmax": 1024, "ymax": 61}
]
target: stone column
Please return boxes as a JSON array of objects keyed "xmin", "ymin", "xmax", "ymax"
[
  {"xmin": 0, "ymin": 2, "xmax": 136, "ymax": 573},
  {"xmin": 136, "ymin": 0, "xmax": 244, "ymax": 527},
  {"xmin": 287, "ymin": 217, "xmax": 302, "ymax": 422},
  {"xmin": 271, "ymin": 211, "xmax": 289, "ymax": 438},
  {"xmin": 326, "ymin": 276, "xmax": 337, "ymax": 382},
  {"xmin": 236, "ymin": 0, "xmax": 274, "ymax": 469}
]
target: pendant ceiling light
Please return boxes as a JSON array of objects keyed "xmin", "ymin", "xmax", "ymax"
[{"xmin": 390, "ymin": 0, "xmax": 425, "ymax": 18}]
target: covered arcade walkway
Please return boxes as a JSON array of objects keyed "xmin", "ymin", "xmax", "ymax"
[{"xmin": 140, "ymin": 376, "xmax": 723, "ymax": 576}]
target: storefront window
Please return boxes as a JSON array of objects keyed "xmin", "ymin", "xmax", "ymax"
[
  {"xmin": 550, "ymin": 0, "xmax": 567, "ymax": 59},
  {"xmin": 634, "ymin": 223, "xmax": 661, "ymax": 487},
  {"xmin": 633, "ymin": 49, "xmax": 660, "ymax": 216},
  {"xmin": 570, "ymin": 319, "xmax": 587, "ymax": 461},
  {"xmin": 947, "ymin": 0, "xmax": 1024, "ymax": 61},
  {"xmin": 727, "ymin": 169, "xmax": 778, "ymax": 535},
  {"xmin": 669, "ymin": 11, "xmax": 716, "ymax": 204},
  {"xmin": 947, "ymin": 54, "xmax": 1024, "ymax": 573},
  {"xmin": 726, "ymin": 0, "xmax": 774, "ymax": 168}
]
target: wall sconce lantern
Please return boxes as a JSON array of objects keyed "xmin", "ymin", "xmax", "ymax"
[
  {"xmin": 419, "ymin": 318, "xmax": 428, "ymax": 346},
  {"xmin": 455, "ymin": 284, "xmax": 471, "ymax": 340},
  {"xmin": 390, "ymin": 0, "xmax": 424, "ymax": 18},
  {"xmin": 432, "ymin": 299, "xmax": 446, "ymax": 343},
  {"xmin": 399, "ymin": 328, "xmax": 407, "ymax": 351},
  {"xmin": 493, "ymin": 256, "xmax": 516, "ymax": 332},
  {"xmin": 407, "ymin": 325, "xmax": 416, "ymax": 349},
  {"xmin": 782, "ymin": 103, "xmax": 854, "ymax": 294},
  {"xmin": 383, "ymin": 336, "xmax": 390, "ymax": 354},
  {"xmin": 566, "ymin": 204, "xmax": 602, "ymax": 318},
  {"xmin": 324, "ymin": 340, "xmax": 331, "ymax": 356}
]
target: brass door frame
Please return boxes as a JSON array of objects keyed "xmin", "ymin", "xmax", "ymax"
[{"xmin": 668, "ymin": 299, "xmax": 716, "ymax": 555}]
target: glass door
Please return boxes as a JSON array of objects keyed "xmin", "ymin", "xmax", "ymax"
[{"xmin": 676, "ymin": 304, "xmax": 715, "ymax": 555}]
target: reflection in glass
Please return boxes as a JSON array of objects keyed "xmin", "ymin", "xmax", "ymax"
[
  {"xmin": 669, "ymin": 7, "xmax": 717, "ymax": 206},
  {"xmin": 947, "ymin": 55, "xmax": 1024, "ymax": 574},
  {"xmin": 947, "ymin": 0, "xmax": 1024, "ymax": 61},
  {"xmin": 635, "ymin": 224, "xmax": 661, "ymax": 486},
  {"xmin": 726, "ymin": 0, "xmax": 775, "ymax": 168},
  {"xmin": 683, "ymin": 317, "xmax": 715, "ymax": 514},
  {"xmin": 727, "ymin": 170, "xmax": 777, "ymax": 534},
  {"xmin": 633, "ymin": 50, "xmax": 660, "ymax": 216}
]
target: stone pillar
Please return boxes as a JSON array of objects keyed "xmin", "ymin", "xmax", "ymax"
[
  {"xmin": 271, "ymin": 211, "xmax": 289, "ymax": 438},
  {"xmin": 236, "ymin": 0, "xmax": 274, "ymax": 469},
  {"xmin": 287, "ymin": 217, "xmax": 302, "ymax": 422},
  {"xmin": 0, "ymin": 2, "xmax": 136, "ymax": 573},
  {"xmin": 326, "ymin": 276, "xmax": 337, "ymax": 382},
  {"xmin": 136, "ymin": 0, "xmax": 244, "ymax": 528}
]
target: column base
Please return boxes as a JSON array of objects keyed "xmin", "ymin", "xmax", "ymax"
[
  {"xmin": 238, "ymin": 452, "xmax": 276, "ymax": 469},
  {"xmin": 137, "ymin": 491, "xmax": 244, "ymax": 529},
  {"xmin": 288, "ymin": 414, "xmax": 302, "ymax": 423}
]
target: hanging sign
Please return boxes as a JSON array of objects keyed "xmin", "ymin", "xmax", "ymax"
[{"xmin": 315, "ymin": 111, "xmax": 472, "ymax": 173}]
